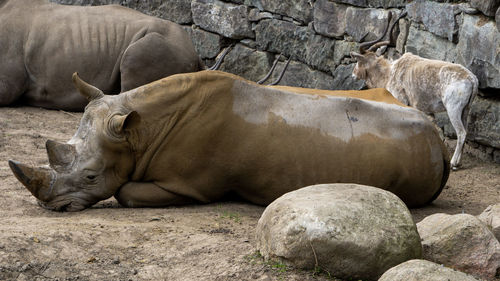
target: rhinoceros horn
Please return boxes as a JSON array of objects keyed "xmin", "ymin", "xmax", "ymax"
[
  {"xmin": 8, "ymin": 160, "xmax": 55, "ymax": 201},
  {"xmin": 46, "ymin": 140, "xmax": 76, "ymax": 172},
  {"xmin": 72, "ymin": 72, "xmax": 104, "ymax": 101}
]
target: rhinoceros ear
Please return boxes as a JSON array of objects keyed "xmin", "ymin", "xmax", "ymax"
[
  {"xmin": 46, "ymin": 140, "xmax": 76, "ymax": 172},
  {"xmin": 72, "ymin": 72, "xmax": 104, "ymax": 101},
  {"xmin": 108, "ymin": 111, "xmax": 141, "ymax": 139}
]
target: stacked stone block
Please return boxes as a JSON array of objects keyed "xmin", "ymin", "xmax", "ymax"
[{"xmin": 51, "ymin": 0, "xmax": 500, "ymax": 163}]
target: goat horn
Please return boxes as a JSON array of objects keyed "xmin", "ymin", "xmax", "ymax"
[
  {"xmin": 367, "ymin": 41, "xmax": 391, "ymax": 52},
  {"xmin": 257, "ymin": 53, "xmax": 282, "ymax": 85},
  {"xmin": 268, "ymin": 57, "xmax": 291, "ymax": 86},
  {"xmin": 359, "ymin": 11, "xmax": 408, "ymax": 54},
  {"xmin": 359, "ymin": 11, "xmax": 392, "ymax": 53},
  {"xmin": 208, "ymin": 44, "xmax": 234, "ymax": 71}
]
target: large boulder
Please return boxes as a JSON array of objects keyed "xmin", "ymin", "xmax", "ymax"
[
  {"xmin": 417, "ymin": 213, "xmax": 500, "ymax": 281},
  {"xmin": 256, "ymin": 184, "xmax": 422, "ymax": 281},
  {"xmin": 379, "ymin": 259, "xmax": 482, "ymax": 281},
  {"xmin": 470, "ymin": 0, "xmax": 500, "ymax": 17},
  {"xmin": 478, "ymin": 204, "xmax": 500, "ymax": 242}
]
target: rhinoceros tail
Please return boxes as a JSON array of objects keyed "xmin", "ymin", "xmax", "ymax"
[{"xmin": 425, "ymin": 140, "xmax": 451, "ymax": 205}]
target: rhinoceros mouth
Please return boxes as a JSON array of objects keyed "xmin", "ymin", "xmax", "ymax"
[{"xmin": 37, "ymin": 197, "xmax": 89, "ymax": 212}]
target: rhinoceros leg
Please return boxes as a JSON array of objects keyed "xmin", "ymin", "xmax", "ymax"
[
  {"xmin": 114, "ymin": 182, "xmax": 195, "ymax": 208},
  {"xmin": 119, "ymin": 32, "xmax": 201, "ymax": 92}
]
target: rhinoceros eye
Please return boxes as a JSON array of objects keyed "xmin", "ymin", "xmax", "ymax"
[{"xmin": 86, "ymin": 175, "xmax": 97, "ymax": 180}]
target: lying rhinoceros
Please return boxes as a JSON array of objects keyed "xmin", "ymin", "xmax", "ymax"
[
  {"xmin": 9, "ymin": 71, "xmax": 450, "ymax": 211},
  {"xmin": 0, "ymin": 0, "xmax": 202, "ymax": 111}
]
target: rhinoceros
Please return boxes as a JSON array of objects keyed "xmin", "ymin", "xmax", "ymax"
[
  {"xmin": 0, "ymin": 0, "xmax": 202, "ymax": 111},
  {"xmin": 9, "ymin": 71, "xmax": 450, "ymax": 211}
]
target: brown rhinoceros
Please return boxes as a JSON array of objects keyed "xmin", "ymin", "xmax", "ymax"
[
  {"xmin": 9, "ymin": 71, "xmax": 450, "ymax": 211},
  {"xmin": 0, "ymin": 0, "xmax": 202, "ymax": 111}
]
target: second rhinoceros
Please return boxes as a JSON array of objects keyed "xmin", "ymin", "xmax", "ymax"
[
  {"xmin": 9, "ymin": 71, "xmax": 450, "ymax": 211},
  {"xmin": 0, "ymin": 0, "xmax": 202, "ymax": 111}
]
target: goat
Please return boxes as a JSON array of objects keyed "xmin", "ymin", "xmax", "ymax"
[{"xmin": 350, "ymin": 12, "xmax": 478, "ymax": 170}]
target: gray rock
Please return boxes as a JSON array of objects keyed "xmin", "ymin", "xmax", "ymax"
[
  {"xmin": 313, "ymin": 0, "xmax": 348, "ymax": 39},
  {"xmin": 218, "ymin": 44, "xmax": 273, "ymax": 82},
  {"xmin": 248, "ymin": 8, "xmax": 274, "ymax": 21},
  {"xmin": 305, "ymin": 33, "xmax": 336, "ymax": 73},
  {"xmin": 345, "ymin": 7, "xmax": 398, "ymax": 42},
  {"xmin": 269, "ymin": 60, "xmax": 337, "ymax": 89},
  {"xmin": 255, "ymin": 19, "xmax": 335, "ymax": 72},
  {"xmin": 330, "ymin": 64, "xmax": 365, "ymax": 90},
  {"xmin": 249, "ymin": 0, "xmax": 312, "ymax": 23},
  {"xmin": 456, "ymin": 15, "xmax": 500, "ymax": 90},
  {"xmin": 256, "ymin": 184, "xmax": 422, "ymax": 281},
  {"xmin": 183, "ymin": 27, "xmax": 222, "ymax": 59},
  {"xmin": 255, "ymin": 19, "xmax": 308, "ymax": 61},
  {"xmin": 379, "ymin": 259, "xmax": 482, "ymax": 281},
  {"xmin": 478, "ymin": 204, "xmax": 500, "ymax": 242},
  {"xmin": 52, "ymin": 0, "xmax": 193, "ymax": 24},
  {"xmin": 434, "ymin": 111, "xmax": 456, "ymax": 139},
  {"xmin": 407, "ymin": 0, "xmax": 459, "ymax": 42},
  {"xmin": 467, "ymin": 96, "xmax": 500, "ymax": 149},
  {"xmin": 334, "ymin": 0, "xmax": 409, "ymax": 8},
  {"xmin": 192, "ymin": 0, "xmax": 254, "ymax": 39},
  {"xmin": 470, "ymin": 0, "xmax": 500, "ymax": 17},
  {"xmin": 417, "ymin": 213, "xmax": 500, "ymax": 281},
  {"xmin": 405, "ymin": 25, "xmax": 457, "ymax": 63},
  {"xmin": 333, "ymin": 40, "xmax": 358, "ymax": 66}
]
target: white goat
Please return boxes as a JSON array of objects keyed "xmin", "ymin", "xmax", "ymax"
[{"xmin": 350, "ymin": 49, "xmax": 478, "ymax": 170}]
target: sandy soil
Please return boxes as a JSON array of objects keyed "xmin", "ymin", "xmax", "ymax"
[{"xmin": 0, "ymin": 106, "xmax": 499, "ymax": 281}]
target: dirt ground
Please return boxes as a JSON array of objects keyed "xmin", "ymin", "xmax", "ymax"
[{"xmin": 0, "ymin": 106, "xmax": 499, "ymax": 281}]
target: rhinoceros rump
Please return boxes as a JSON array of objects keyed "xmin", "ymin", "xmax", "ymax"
[
  {"xmin": 0, "ymin": 0, "xmax": 202, "ymax": 111},
  {"xmin": 9, "ymin": 71, "xmax": 450, "ymax": 211}
]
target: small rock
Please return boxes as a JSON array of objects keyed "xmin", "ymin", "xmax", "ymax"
[
  {"xmin": 417, "ymin": 213, "xmax": 500, "ymax": 280},
  {"xmin": 379, "ymin": 259, "xmax": 482, "ymax": 281},
  {"xmin": 478, "ymin": 204, "xmax": 500, "ymax": 242}
]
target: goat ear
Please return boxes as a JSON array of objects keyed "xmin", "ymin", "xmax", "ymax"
[
  {"xmin": 375, "ymin": 46, "xmax": 387, "ymax": 56},
  {"xmin": 350, "ymin": 52, "xmax": 365, "ymax": 62}
]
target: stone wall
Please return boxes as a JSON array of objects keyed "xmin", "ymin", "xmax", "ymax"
[{"xmin": 51, "ymin": 0, "xmax": 500, "ymax": 163}]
